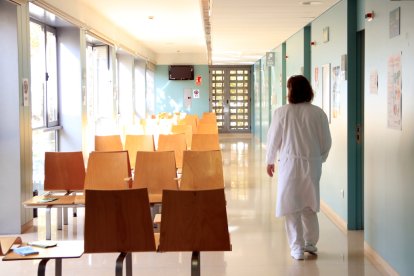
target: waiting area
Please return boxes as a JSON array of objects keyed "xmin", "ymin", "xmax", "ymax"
[{"xmin": 0, "ymin": 134, "xmax": 383, "ymax": 275}]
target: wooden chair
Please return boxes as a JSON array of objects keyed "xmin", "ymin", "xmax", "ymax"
[
  {"xmin": 84, "ymin": 151, "xmax": 131, "ymax": 191},
  {"xmin": 200, "ymin": 112, "xmax": 217, "ymax": 124},
  {"xmin": 132, "ymin": 151, "xmax": 178, "ymax": 204},
  {"xmin": 158, "ymin": 189, "xmax": 231, "ymax": 276},
  {"xmin": 84, "ymin": 189, "xmax": 157, "ymax": 276},
  {"xmin": 44, "ymin": 151, "xmax": 86, "ymax": 233},
  {"xmin": 181, "ymin": 114, "xmax": 198, "ymax": 133},
  {"xmin": 191, "ymin": 134, "xmax": 220, "ymax": 151},
  {"xmin": 157, "ymin": 133, "xmax": 187, "ymax": 169},
  {"xmin": 124, "ymin": 134, "xmax": 155, "ymax": 169},
  {"xmin": 171, "ymin": 124, "xmax": 193, "ymax": 150},
  {"xmin": 44, "ymin": 151, "xmax": 85, "ymax": 192},
  {"xmin": 196, "ymin": 123, "xmax": 218, "ymax": 134},
  {"xmin": 94, "ymin": 135, "xmax": 123, "ymax": 151},
  {"xmin": 0, "ymin": 236, "xmax": 22, "ymax": 256},
  {"xmin": 180, "ymin": 150, "xmax": 224, "ymax": 190}
]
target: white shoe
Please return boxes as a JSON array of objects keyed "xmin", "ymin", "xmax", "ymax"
[
  {"xmin": 291, "ymin": 252, "xmax": 305, "ymax": 260},
  {"xmin": 304, "ymin": 244, "xmax": 318, "ymax": 254}
]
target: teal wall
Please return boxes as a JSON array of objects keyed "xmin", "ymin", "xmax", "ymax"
[
  {"xmin": 364, "ymin": 1, "xmax": 414, "ymax": 274},
  {"xmin": 261, "ymin": 56, "xmax": 270, "ymax": 145},
  {"xmin": 273, "ymin": 46, "xmax": 284, "ymax": 113},
  {"xmin": 154, "ymin": 65, "xmax": 210, "ymax": 117},
  {"xmin": 253, "ymin": 61, "xmax": 262, "ymax": 141},
  {"xmin": 311, "ymin": 0, "xmax": 348, "ymax": 222},
  {"xmin": 252, "ymin": 0, "xmax": 414, "ymax": 273}
]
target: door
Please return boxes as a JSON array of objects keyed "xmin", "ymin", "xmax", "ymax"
[{"xmin": 209, "ymin": 66, "xmax": 251, "ymax": 133}]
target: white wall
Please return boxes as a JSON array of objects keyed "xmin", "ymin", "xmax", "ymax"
[
  {"xmin": 364, "ymin": 1, "xmax": 414, "ymax": 274},
  {"xmin": 0, "ymin": 0, "xmax": 23, "ymax": 234}
]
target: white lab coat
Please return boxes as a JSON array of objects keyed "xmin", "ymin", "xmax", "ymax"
[{"xmin": 266, "ymin": 103, "xmax": 331, "ymax": 217}]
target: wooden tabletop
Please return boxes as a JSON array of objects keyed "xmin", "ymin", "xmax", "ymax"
[
  {"xmin": 74, "ymin": 195, "xmax": 85, "ymax": 205},
  {"xmin": 2, "ymin": 241, "xmax": 84, "ymax": 261},
  {"xmin": 23, "ymin": 195, "xmax": 77, "ymax": 207}
]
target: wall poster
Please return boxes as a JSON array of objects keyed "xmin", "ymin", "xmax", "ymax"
[
  {"xmin": 332, "ymin": 66, "xmax": 341, "ymax": 118},
  {"xmin": 389, "ymin": 7, "xmax": 400, "ymax": 39},
  {"xmin": 322, "ymin": 63, "xmax": 331, "ymax": 122},
  {"xmin": 387, "ymin": 54, "xmax": 402, "ymax": 130},
  {"xmin": 314, "ymin": 66, "xmax": 319, "ymax": 89}
]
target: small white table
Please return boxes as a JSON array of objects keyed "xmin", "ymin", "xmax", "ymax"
[{"xmin": 2, "ymin": 240, "xmax": 84, "ymax": 276}]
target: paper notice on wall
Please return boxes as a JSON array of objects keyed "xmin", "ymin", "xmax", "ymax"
[
  {"xmin": 387, "ymin": 54, "xmax": 402, "ymax": 130},
  {"xmin": 370, "ymin": 70, "xmax": 378, "ymax": 95},
  {"xmin": 332, "ymin": 66, "xmax": 341, "ymax": 119},
  {"xmin": 193, "ymin": 89, "xmax": 200, "ymax": 99}
]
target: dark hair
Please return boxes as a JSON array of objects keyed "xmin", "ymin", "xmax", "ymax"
[{"xmin": 287, "ymin": 75, "xmax": 314, "ymax": 104}]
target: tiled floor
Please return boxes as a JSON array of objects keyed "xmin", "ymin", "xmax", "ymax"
[{"xmin": 1, "ymin": 134, "xmax": 384, "ymax": 275}]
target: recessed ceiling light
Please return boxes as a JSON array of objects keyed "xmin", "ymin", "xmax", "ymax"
[{"xmin": 299, "ymin": 1, "xmax": 323, "ymax": 5}]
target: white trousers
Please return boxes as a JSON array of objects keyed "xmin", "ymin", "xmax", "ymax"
[{"xmin": 285, "ymin": 207, "xmax": 319, "ymax": 254}]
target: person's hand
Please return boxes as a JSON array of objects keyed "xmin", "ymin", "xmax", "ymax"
[{"xmin": 266, "ymin": 164, "xmax": 275, "ymax": 177}]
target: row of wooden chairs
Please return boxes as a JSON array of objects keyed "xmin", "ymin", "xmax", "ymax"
[
  {"xmin": 95, "ymin": 133, "xmax": 220, "ymax": 169},
  {"xmin": 44, "ymin": 149, "xmax": 224, "ymax": 202},
  {"xmin": 84, "ymin": 188, "xmax": 231, "ymax": 275},
  {"xmin": 6, "ymin": 188, "xmax": 231, "ymax": 275},
  {"xmin": 142, "ymin": 112, "xmax": 218, "ymax": 136}
]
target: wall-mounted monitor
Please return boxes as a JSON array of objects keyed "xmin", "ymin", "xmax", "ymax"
[{"xmin": 169, "ymin": 65, "xmax": 194, "ymax": 80}]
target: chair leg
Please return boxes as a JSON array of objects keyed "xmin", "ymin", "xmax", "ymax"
[
  {"xmin": 115, "ymin": 252, "xmax": 132, "ymax": 276},
  {"xmin": 37, "ymin": 258, "xmax": 50, "ymax": 276},
  {"xmin": 57, "ymin": 207, "xmax": 62, "ymax": 230},
  {"xmin": 63, "ymin": 207, "xmax": 68, "ymax": 225},
  {"xmin": 46, "ymin": 207, "xmax": 52, "ymax": 240},
  {"xmin": 191, "ymin": 251, "xmax": 200, "ymax": 276}
]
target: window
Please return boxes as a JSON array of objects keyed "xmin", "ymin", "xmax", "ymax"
[
  {"xmin": 30, "ymin": 20, "xmax": 58, "ymax": 128},
  {"xmin": 30, "ymin": 20, "xmax": 59, "ymax": 193}
]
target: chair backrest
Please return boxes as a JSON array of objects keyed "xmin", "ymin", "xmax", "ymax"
[
  {"xmin": 0, "ymin": 237, "xmax": 22, "ymax": 256},
  {"xmin": 191, "ymin": 134, "xmax": 220, "ymax": 151},
  {"xmin": 44, "ymin": 151, "xmax": 85, "ymax": 191},
  {"xmin": 196, "ymin": 123, "xmax": 218, "ymax": 134},
  {"xmin": 200, "ymin": 112, "xmax": 217, "ymax": 124},
  {"xmin": 171, "ymin": 124, "xmax": 193, "ymax": 149},
  {"xmin": 124, "ymin": 134, "xmax": 155, "ymax": 169},
  {"xmin": 157, "ymin": 133, "xmax": 186, "ymax": 169},
  {"xmin": 180, "ymin": 150, "xmax": 224, "ymax": 190},
  {"xmin": 158, "ymin": 189, "xmax": 231, "ymax": 252},
  {"xmin": 84, "ymin": 188, "xmax": 156, "ymax": 253},
  {"xmin": 181, "ymin": 114, "xmax": 198, "ymax": 132},
  {"xmin": 132, "ymin": 151, "xmax": 178, "ymax": 196},
  {"xmin": 84, "ymin": 151, "xmax": 131, "ymax": 190},
  {"xmin": 95, "ymin": 135, "xmax": 123, "ymax": 152}
]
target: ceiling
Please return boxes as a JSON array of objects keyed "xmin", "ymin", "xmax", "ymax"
[{"xmin": 77, "ymin": 0, "xmax": 341, "ymax": 65}]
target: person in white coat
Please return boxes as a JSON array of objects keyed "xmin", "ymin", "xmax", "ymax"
[{"xmin": 266, "ymin": 75, "xmax": 331, "ymax": 260}]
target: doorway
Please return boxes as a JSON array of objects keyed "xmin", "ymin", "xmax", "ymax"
[{"xmin": 209, "ymin": 66, "xmax": 251, "ymax": 133}]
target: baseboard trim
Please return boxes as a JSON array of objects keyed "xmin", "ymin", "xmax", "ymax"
[
  {"xmin": 364, "ymin": 242, "xmax": 399, "ymax": 276},
  {"xmin": 21, "ymin": 220, "xmax": 33, "ymax": 234},
  {"xmin": 320, "ymin": 200, "xmax": 399, "ymax": 276},
  {"xmin": 320, "ymin": 200, "xmax": 347, "ymax": 234}
]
